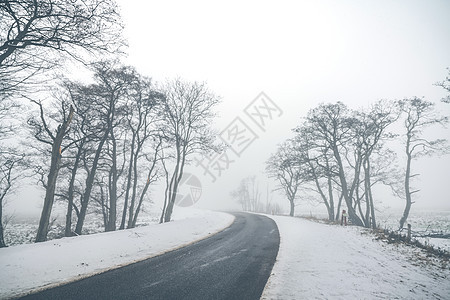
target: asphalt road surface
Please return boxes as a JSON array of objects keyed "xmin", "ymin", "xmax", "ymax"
[{"xmin": 19, "ymin": 212, "xmax": 280, "ymax": 300}]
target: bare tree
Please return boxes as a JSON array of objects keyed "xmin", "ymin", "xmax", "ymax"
[
  {"xmin": 119, "ymin": 76, "xmax": 164, "ymax": 229},
  {"xmin": 28, "ymin": 99, "xmax": 74, "ymax": 242},
  {"xmin": 397, "ymin": 97, "xmax": 448, "ymax": 229},
  {"xmin": 293, "ymin": 124, "xmax": 340, "ymax": 221},
  {"xmin": 128, "ymin": 138, "xmax": 163, "ymax": 228},
  {"xmin": 0, "ymin": 0, "xmax": 124, "ymax": 93},
  {"xmin": 266, "ymin": 139, "xmax": 307, "ymax": 216},
  {"xmin": 1, "ymin": 0, "xmax": 124, "ymax": 241},
  {"xmin": 231, "ymin": 178, "xmax": 251, "ymax": 211},
  {"xmin": 352, "ymin": 101, "xmax": 399, "ymax": 228},
  {"xmin": 160, "ymin": 79, "xmax": 220, "ymax": 223},
  {"xmin": 305, "ymin": 102, "xmax": 365, "ymax": 226},
  {"xmin": 231, "ymin": 176, "xmax": 264, "ymax": 212},
  {"xmin": 70, "ymin": 61, "xmax": 137, "ymax": 234},
  {"xmin": 60, "ymin": 106, "xmax": 89, "ymax": 237}
]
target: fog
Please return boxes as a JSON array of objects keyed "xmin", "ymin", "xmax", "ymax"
[
  {"xmin": 5, "ymin": 0, "xmax": 450, "ymax": 220},
  {"xmin": 119, "ymin": 0, "xmax": 450, "ymax": 212}
]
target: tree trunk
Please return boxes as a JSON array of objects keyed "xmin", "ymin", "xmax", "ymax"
[
  {"xmin": 36, "ymin": 106, "xmax": 74, "ymax": 242},
  {"xmin": 355, "ymin": 181, "xmax": 368, "ymax": 227},
  {"xmin": 400, "ymin": 149, "xmax": 413, "ymax": 229},
  {"xmin": 164, "ymin": 176, "xmax": 177, "ymax": 222},
  {"xmin": 335, "ymin": 193, "xmax": 344, "ymax": 220},
  {"xmin": 106, "ymin": 136, "xmax": 118, "ymax": 232},
  {"xmin": 36, "ymin": 143, "xmax": 63, "ymax": 242},
  {"xmin": 333, "ymin": 147, "xmax": 364, "ymax": 226},
  {"xmin": 75, "ymin": 133, "xmax": 109, "ymax": 235},
  {"xmin": 100, "ymin": 185, "xmax": 108, "ymax": 230},
  {"xmin": 129, "ymin": 145, "xmax": 157, "ymax": 228},
  {"xmin": 310, "ymin": 160, "xmax": 333, "ymax": 221},
  {"xmin": 326, "ymin": 175, "xmax": 335, "ymax": 221},
  {"xmin": 127, "ymin": 144, "xmax": 140, "ymax": 228},
  {"xmin": 289, "ymin": 198, "xmax": 295, "ymax": 216},
  {"xmin": 0, "ymin": 173, "xmax": 12, "ymax": 247},
  {"xmin": 159, "ymin": 160, "xmax": 170, "ymax": 224},
  {"xmin": 131, "ymin": 182, "xmax": 149, "ymax": 228},
  {"xmin": 120, "ymin": 132, "xmax": 136, "ymax": 230},
  {"xmin": 164, "ymin": 145, "xmax": 183, "ymax": 223},
  {"xmin": 0, "ymin": 197, "xmax": 6, "ymax": 248},
  {"xmin": 364, "ymin": 158, "xmax": 377, "ymax": 229},
  {"xmin": 65, "ymin": 147, "xmax": 82, "ymax": 237}
]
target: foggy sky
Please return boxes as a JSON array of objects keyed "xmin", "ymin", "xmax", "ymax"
[
  {"xmin": 7, "ymin": 0, "xmax": 450, "ymax": 218},
  {"xmin": 118, "ymin": 0, "xmax": 450, "ymax": 211}
]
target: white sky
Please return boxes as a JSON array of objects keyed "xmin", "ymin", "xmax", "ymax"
[
  {"xmin": 117, "ymin": 0, "xmax": 450, "ymax": 212},
  {"xmin": 7, "ymin": 0, "xmax": 450, "ymax": 218}
]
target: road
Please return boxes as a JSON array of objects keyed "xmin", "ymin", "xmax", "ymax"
[{"xmin": 19, "ymin": 212, "xmax": 280, "ymax": 300}]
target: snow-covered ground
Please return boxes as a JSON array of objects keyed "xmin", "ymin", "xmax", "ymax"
[
  {"xmin": 262, "ymin": 215, "xmax": 450, "ymax": 300},
  {"xmin": 300, "ymin": 210, "xmax": 450, "ymax": 252},
  {"xmin": 2, "ymin": 210, "xmax": 449, "ymax": 299},
  {"xmin": 0, "ymin": 208, "xmax": 234, "ymax": 299}
]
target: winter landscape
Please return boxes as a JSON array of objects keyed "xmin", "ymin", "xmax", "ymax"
[
  {"xmin": 1, "ymin": 0, "xmax": 450, "ymax": 299},
  {"xmin": 1, "ymin": 208, "xmax": 449, "ymax": 299}
]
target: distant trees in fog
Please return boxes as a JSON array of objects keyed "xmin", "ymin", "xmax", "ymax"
[
  {"xmin": 266, "ymin": 99, "xmax": 448, "ymax": 229},
  {"xmin": 231, "ymin": 176, "xmax": 283, "ymax": 215},
  {"xmin": 266, "ymin": 139, "xmax": 308, "ymax": 217}
]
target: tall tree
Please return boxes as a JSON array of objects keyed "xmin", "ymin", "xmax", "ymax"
[
  {"xmin": 59, "ymin": 99, "xmax": 89, "ymax": 237},
  {"xmin": 397, "ymin": 98, "xmax": 448, "ymax": 229},
  {"xmin": 70, "ymin": 61, "xmax": 137, "ymax": 234},
  {"xmin": 1, "ymin": 0, "xmax": 124, "ymax": 241},
  {"xmin": 28, "ymin": 99, "xmax": 74, "ymax": 242},
  {"xmin": 160, "ymin": 79, "xmax": 220, "ymax": 222},
  {"xmin": 305, "ymin": 102, "xmax": 364, "ymax": 226},
  {"xmin": 294, "ymin": 124, "xmax": 339, "ymax": 221},
  {"xmin": 355, "ymin": 101, "xmax": 398, "ymax": 229},
  {"xmin": 128, "ymin": 138, "xmax": 163, "ymax": 228},
  {"xmin": 119, "ymin": 76, "xmax": 164, "ymax": 229}
]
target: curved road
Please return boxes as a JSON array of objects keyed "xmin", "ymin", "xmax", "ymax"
[{"xmin": 20, "ymin": 212, "xmax": 280, "ymax": 300}]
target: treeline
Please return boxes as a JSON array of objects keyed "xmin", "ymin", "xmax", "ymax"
[
  {"xmin": 267, "ymin": 98, "xmax": 449, "ymax": 229},
  {"xmin": 29, "ymin": 63, "xmax": 219, "ymax": 243},
  {"xmin": 0, "ymin": 0, "xmax": 220, "ymax": 247},
  {"xmin": 231, "ymin": 176, "xmax": 283, "ymax": 215}
]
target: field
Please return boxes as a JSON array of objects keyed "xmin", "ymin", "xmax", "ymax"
[
  {"xmin": 3, "ymin": 210, "xmax": 161, "ymax": 247},
  {"xmin": 300, "ymin": 209, "xmax": 450, "ymax": 252},
  {"xmin": 3, "ymin": 209, "xmax": 450, "ymax": 252},
  {"xmin": 377, "ymin": 210, "xmax": 450, "ymax": 252}
]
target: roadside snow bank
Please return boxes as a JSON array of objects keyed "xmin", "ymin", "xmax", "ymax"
[
  {"xmin": 262, "ymin": 215, "xmax": 450, "ymax": 299},
  {"xmin": 0, "ymin": 209, "xmax": 234, "ymax": 299}
]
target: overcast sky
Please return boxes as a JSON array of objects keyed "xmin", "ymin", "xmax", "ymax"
[
  {"xmin": 116, "ymin": 0, "xmax": 450, "ymax": 212},
  {"xmin": 9, "ymin": 0, "xmax": 450, "ymax": 218}
]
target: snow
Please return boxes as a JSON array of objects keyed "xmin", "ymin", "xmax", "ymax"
[
  {"xmin": 0, "ymin": 208, "xmax": 234, "ymax": 299},
  {"xmin": 262, "ymin": 215, "xmax": 450, "ymax": 300},
  {"xmin": 2, "ymin": 210, "xmax": 449, "ymax": 299}
]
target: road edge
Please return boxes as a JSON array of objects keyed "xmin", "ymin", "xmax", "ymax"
[{"xmin": 8, "ymin": 212, "xmax": 236, "ymax": 300}]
